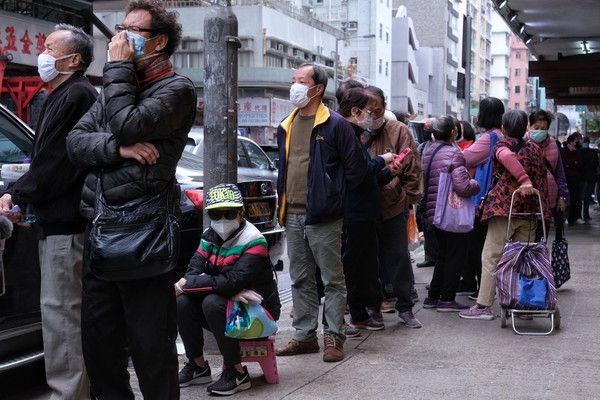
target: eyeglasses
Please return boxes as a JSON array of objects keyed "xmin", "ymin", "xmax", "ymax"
[
  {"xmin": 207, "ymin": 209, "xmax": 240, "ymax": 221},
  {"xmin": 115, "ymin": 24, "xmax": 153, "ymax": 34}
]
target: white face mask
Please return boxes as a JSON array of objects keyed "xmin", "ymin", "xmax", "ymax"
[
  {"xmin": 290, "ymin": 83, "xmax": 317, "ymax": 109},
  {"xmin": 37, "ymin": 53, "xmax": 76, "ymax": 82},
  {"xmin": 355, "ymin": 109, "xmax": 372, "ymax": 130},
  {"xmin": 211, "ymin": 219, "xmax": 240, "ymax": 240},
  {"xmin": 369, "ymin": 115, "xmax": 386, "ymax": 131}
]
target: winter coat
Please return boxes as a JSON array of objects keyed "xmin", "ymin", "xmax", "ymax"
[
  {"xmin": 526, "ymin": 134, "xmax": 568, "ymax": 209},
  {"xmin": 367, "ymin": 120, "xmax": 422, "ymax": 219},
  {"xmin": 66, "ymin": 61, "xmax": 196, "ymax": 220},
  {"xmin": 421, "ymin": 142, "xmax": 480, "ymax": 225},
  {"xmin": 182, "ymin": 219, "xmax": 281, "ymax": 320},
  {"xmin": 8, "ymin": 71, "xmax": 97, "ymax": 239},
  {"xmin": 479, "ymin": 137, "xmax": 551, "ymax": 223},
  {"xmin": 277, "ymin": 103, "xmax": 368, "ymax": 226}
]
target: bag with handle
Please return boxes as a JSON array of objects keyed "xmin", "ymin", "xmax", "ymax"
[
  {"xmin": 224, "ymin": 300, "xmax": 278, "ymax": 339},
  {"xmin": 88, "ymin": 173, "xmax": 180, "ymax": 281},
  {"xmin": 433, "ymin": 172, "xmax": 475, "ymax": 233},
  {"xmin": 551, "ymin": 210, "xmax": 570, "ymax": 288}
]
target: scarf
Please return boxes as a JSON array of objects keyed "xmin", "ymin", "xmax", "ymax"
[{"xmin": 135, "ymin": 52, "xmax": 174, "ymax": 89}]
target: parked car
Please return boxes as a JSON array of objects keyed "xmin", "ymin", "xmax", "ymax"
[
  {"xmin": 0, "ymin": 105, "xmax": 284, "ymax": 373},
  {"xmin": 258, "ymin": 143, "xmax": 279, "ymax": 168},
  {"xmin": 184, "ymin": 127, "xmax": 278, "ymax": 184}
]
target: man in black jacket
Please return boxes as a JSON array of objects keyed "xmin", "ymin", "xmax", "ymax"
[
  {"xmin": 0, "ymin": 24, "xmax": 97, "ymax": 399},
  {"xmin": 66, "ymin": 1, "xmax": 196, "ymax": 399}
]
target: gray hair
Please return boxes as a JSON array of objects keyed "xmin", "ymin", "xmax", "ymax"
[
  {"xmin": 299, "ymin": 62, "xmax": 328, "ymax": 94},
  {"xmin": 55, "ymin": 23, "xmax": 94, "ymax": 68}
]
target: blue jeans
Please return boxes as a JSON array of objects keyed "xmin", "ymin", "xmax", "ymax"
[{"xmin": 285, "ymin": 214, "xmax": 347, "ymax": 342}]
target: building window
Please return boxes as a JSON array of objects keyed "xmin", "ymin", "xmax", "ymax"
[
  {"xmin": 515, "ymin": 51, "xmax": 521, "ymax": 59},
  {"xmin": 515, "ymin": 85, "xmax": 521, "ymax": 94},
  {"xmin": 385, "ymin": 61, "xmax": 389, "ymax": 76},
  {"xmin": 379, "ymin": 24, "xmax": 383, "ymax": 39},
  {"xmin": 515, "ymin": 68, "xmax": 521, "ymax": 77},
  {"xmin": 379, "ymin": 59, "xmax": 382, "ymax": 74},
  {"xmin": 386, "ymin": 32, "xmax": 389, "ymax": 44},
  {"xmin": 514, "ymin": 103, "xmax": 520, "ymax": 110},
  {"xmin": 266, "ymin": 55, "xmax": 283, "ymax": 68}
]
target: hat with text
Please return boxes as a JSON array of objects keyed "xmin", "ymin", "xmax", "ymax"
[{"xmin": 205, "ymin": 183, "xmax": 244, "ymax": 210}]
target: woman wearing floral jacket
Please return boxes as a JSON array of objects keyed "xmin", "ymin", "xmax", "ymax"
[{"xmin": 460, "ymin": 110, "xmax": 551, "ymax": 321}]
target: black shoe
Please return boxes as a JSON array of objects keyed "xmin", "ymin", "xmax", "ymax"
[
  {"xmin": 207, "ymin": 365, "xmax": 251, "ymax": 396},
  {"xmin": 416, "ymin": 260, "xmax": 435, "ymax": 268},
  {"xmin": 179, "ymin": 361, "xmax": 212, "ymax": 387},
  {"xmin": 468, "ymin": 292, "xmax": 479, "ymax": 301}
]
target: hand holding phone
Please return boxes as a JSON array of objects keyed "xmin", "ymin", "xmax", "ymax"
[{"xmin": 388, "ymin": 147, "xmax": 412, "ymax": 169}]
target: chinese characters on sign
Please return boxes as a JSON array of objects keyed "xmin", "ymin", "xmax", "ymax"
[
  {"xmin": 0, "ymin": 12, "xmax": 53, "ymax": 66},
  {"xmin": 238, "ymin": 97, "xmax": 270, "ymax": 127}
]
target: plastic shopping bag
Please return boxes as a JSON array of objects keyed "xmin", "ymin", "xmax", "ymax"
[{"xmin": 224, "ymin": 300, "xmax": 277, "ymax": 339}]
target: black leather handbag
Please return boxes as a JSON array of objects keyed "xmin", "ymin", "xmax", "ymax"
[{"xmin": 88, "ymin": 174, "xmax": 180, "ymax": 281}]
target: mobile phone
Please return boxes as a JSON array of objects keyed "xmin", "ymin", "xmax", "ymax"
[{"xmin": 388, "ymin": 147, "xmax": 412, "ymax": 168}]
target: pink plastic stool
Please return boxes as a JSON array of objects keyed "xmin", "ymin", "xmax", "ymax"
[{"xmin": 239, "ymin": 337, "xmax": 279, "ymax": 384}]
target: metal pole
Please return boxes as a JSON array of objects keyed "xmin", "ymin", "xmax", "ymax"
[
  {"xmin": 203, "ymin": 0, "xmax": 241, "ymax": 229},
  {"xmin": 462, "ymin": 14, "xmax": 472, "ymax": 122},
  {"xmin": 333, "ymin": 38, "xmax": 339, "ymax": 109}
]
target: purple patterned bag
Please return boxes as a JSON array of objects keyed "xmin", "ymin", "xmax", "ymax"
[{"xmin": 495, "ymin": 239, "xmax": 557, "ymax": 310}]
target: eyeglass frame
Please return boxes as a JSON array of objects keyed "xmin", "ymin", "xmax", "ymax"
[{"xmin": 115, "ymin": 24, "xmax": 154, "ymax": 34}]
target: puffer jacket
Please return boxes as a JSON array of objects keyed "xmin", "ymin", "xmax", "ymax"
[
  {"xmin": 66, "ymin": 61, "xmax": 196, "ymax": 220},
  {"xmin": 367, "ymin": 120, "xmax": 422, "ymax": 219},
  {"xmin": 182, "ymin": 219, "xmax": 281, "ymax": 321},
  {"xmin": 422, "ymin": 142, "xmax": 480, "ymax": 225}
]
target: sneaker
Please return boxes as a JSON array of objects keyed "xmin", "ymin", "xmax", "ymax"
[
  {"xmin": 206, "ymin": 365, "xmax": 250, "ymax": 396},
  {"xmin": 436, "ymin": 300, "xmax": 470, "ymax": 312},
  {"xmin": 398, "ymin": 311, "xmax": 422, "ymax": 328},
  {"xmin": 179, "ymin": 361, "xmax": 212, "ymax": 387},
  {"xmin": 459, "ymin": 305, "xmax": 495, "ymax": 320},
  {"xmin": 468, "ymin": 292, "xmax": 479, "ymax": 301},
  {"xmin": 367, "ymin": 307, "xmax": 384, "ymax": 323},
  {"xmin": 380, "ymin": 300, "xmax": 396, "ymax": 313},
  {"xmin": 422, "ymin": 297, "xmax": 439, "ymax": 309},
  {"xmin": 275, "ymin": 338, "xmax": 319, "ymax": 356},
  {"xmin": 456, "ymin": 285, "xmax": 477, "ymax": 296},
  {"xmin": 323, "ymin": 334, "xmax": 344, "ymax": 362},
  {"xmin": 343, "ymin": 324, "xmax": 361, "ymax": 338},
  {"xmin": 349, "ymin": 317, "xmax": 385, "ymax": 331}
]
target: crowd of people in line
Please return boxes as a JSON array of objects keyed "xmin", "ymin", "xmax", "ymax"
[{"xmin": 2, "ymin": 0, "xmax": 599, "ymax": 398}]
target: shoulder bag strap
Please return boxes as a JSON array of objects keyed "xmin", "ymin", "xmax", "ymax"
[{"xmin": 423, "ymin": 143, "xmax": 449, "ymax": 199}]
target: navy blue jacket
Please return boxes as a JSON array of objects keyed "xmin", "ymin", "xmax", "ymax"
[
  {"xmin": 277, "ymin": 103, "xmax": 368, "ymax": 225},
  {"xmin": 343, "ymin": 123, "xmax": 394, "ymax": 223}
]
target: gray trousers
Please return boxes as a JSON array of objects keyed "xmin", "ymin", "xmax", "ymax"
[
  {"xmin": 39, "ymin": 233, "xmax": 90, "ymax": 400},
  {"xmin": 286, "ymin": 214, "xmax": 347, "ymax": 342}
]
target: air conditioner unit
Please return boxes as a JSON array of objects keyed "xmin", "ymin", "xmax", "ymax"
[
  {"xmin": 277, "ymin": 44, "xmax": 284, "ymax": 52},
  {"xmin": 347, "ymin": 21, "xmax": 358, "ymax": 31}
]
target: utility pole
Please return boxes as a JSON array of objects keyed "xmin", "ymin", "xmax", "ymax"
[
  {"xmin": 462, "ymin": 13, "xmax": 472, "ymax": 122},
  {"xmin": 203, "ymin": 0, "xmax": 241, "ymax": 228}
]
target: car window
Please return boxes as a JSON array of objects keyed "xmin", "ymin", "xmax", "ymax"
[
  {"xmin": 237, "ymin": 140, "xmax": 249, "ymax": 167},
  {"xmin": 0, "ymin": 114, "xmax": 32, "ymax": 164},
  {"xmin": 242, "ymin": 140, "xmax": 271, "ymax": 170}
]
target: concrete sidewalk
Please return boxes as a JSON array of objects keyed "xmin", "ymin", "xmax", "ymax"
[{"xmin": 177, "ymin": 214, "xmax": 600, "ymax": 400}]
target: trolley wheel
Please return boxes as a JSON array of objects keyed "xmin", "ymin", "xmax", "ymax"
[
  {"xmin": 500, "ymin": 308, "xmax": 507, "ymax": 328},
  {"xmin": 554, "ymin": 306, "xmax": 561, "ymax": 330}
]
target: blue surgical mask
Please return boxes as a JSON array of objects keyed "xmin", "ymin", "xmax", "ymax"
[
  {"xmin": 127, "ymin": 31, "xmax": 148, "ymax": 59},
  {"xmin": 529, "ymin": 130, "xmax": 548, "ymax": 144}
]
